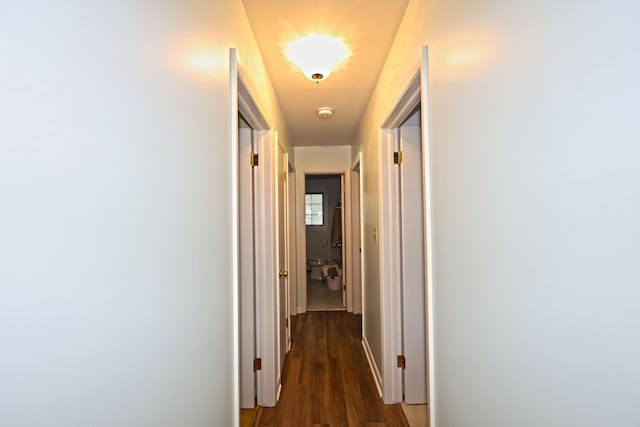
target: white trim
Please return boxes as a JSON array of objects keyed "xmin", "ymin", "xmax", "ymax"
[
  {"xmin": 378, "ymin": 127, "xmax": 403, "ymax": 403},
  {"xmin": 254, "ymin": 130, "xmax": 279, "ymax": 407},
  {"xmin": 229, "ymin": 48, "xmax": 240, "ymax": 427},
  {"xmin": 420, "ymin": 45, "xmax": 437, "ymax": 427},
  {"xmin": 285, "ymin": 152, "xmax": 291, "ymax": 351},
  {"xmin": 274, "ymin": 138, "xmax": 289, "ymax": 390},
  {"xmin": 237, "ymin": 123, "xmax": 254, "ymax": 409},
  {"xmin": 362, "ymin": 337, "xmax": 383, "ymax": 397},
  {"xmin": 287, "ymin": 168, "xmax": 298, "ymax": 317},
  {"xmin": 237, "ymin": 77, "xmax": 270, "ymax": 131},
  {"xmin": 295, "ymin": 169, "xmax": 306, "ymax": 313},
  {"xmin": 350, "ymin": 157, "xmax": 362, "ymax": 314},
  {"xmin": 353, "ymin": 153, "xmax": 365, "ymax": 319},
  {"xmin": 377, "ymin": 46, "xmax": 436, "ymax": 423},
  {"xmin": 380, "ymin": 66, "xmax": 438, "ymax": 407},
  {"xmin": 381, "ymin": 70, "xmax": 421, "ymax": 129},
  {"xmin": 233, "ymin": 50, "xmax": 279, "ymax": 409}
]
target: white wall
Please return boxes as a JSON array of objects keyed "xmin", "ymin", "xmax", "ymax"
[
  {"xmin": 359, "ymin": 0, "xmax": 640, "ymax": 425},
  {"xmin": 0, "ymin": 1, "xmax": 287, "ymax": 426},
  {"xmin": 294, "ymin": 145, "xmax": 352, "ymax": 169}
]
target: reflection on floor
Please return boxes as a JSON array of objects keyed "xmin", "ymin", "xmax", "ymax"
[{"xmin": 307, "ymin": 278, "xmax": 344, "ymax": 311}]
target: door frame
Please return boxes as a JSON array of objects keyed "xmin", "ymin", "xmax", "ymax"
[
  {"xmin": 287, "ymin": 164, "xmax": 297, "ymax": 318},
  {"xmin": 253, "ymin": 128, "xmax": 280, "ymax": 407},
  {"xmin": 237, "ymin": 121, "xmax": 254, "ymax": 410},
  {"xmin": 351, "ymin": 155, "xmax": 363, "ymax": 314},
  {"xmin": 378, "ymin": 46, "xmax": 435, "ymax": 426},
  {"xmin": 275, "ymin": 141, "xmax": 291, "ymax": 387},
  {"xmin": 231, "ymin": 48, "xmax": 281, "ymax": 411},
  {"xmin": 295, "ymin": 168, "xmax": 353, "ymax": 313}
]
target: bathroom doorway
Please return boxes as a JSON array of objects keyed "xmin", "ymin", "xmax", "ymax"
[{"xmin": 304, "ymin": 174, "xmax": 345, "ymax": 311}]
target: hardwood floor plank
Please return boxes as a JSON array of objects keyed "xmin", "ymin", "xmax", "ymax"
[{"xmin": 257, "ymin": 312, "xmax": 408, "ymax": 427}]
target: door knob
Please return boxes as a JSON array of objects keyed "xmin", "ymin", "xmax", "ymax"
[{"xmin": 279, "ymin": 271, "xmax": 289, "ymax": 278}]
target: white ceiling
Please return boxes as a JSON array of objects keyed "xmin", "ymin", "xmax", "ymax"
[{"xmin": 242, "ymin": 0, "xmax": 410, "ymax": 147}]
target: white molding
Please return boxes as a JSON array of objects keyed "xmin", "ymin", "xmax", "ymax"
[
  {"xmin": 362, "ymin": 337, "xmax": 383, "ymax": 397},
  {"xmin": 254, "ymin": 130, "xmax": 279, "ymax": 407},
  {"xmin": 229, "ymin": 48, "xmax": 240, "ymax": 427},
  {"xmin": 237, "ymin": 76, "xmax": 270, "ymax": 131},
  {"xmin": 295, "ymin": 169, "xmax": 307, "ymax": 313},
  {"xmin": 379, "ymin": 67, "xmax": 426, "ymax": 405},
  {"xmin": 287, "ymin": 163, "xmax": 297, "ymax": 320},
  {"xmin": 234, "ymin": 52, "xmax": 279, "ymax": 408},
  {"xmin": 420, "ymin": 45, "xmax": 437, "ymax": 427},
  {"xmin": 274, "ymin": 138, "xmax": 290, "ymax": 386},
  {"xmin": 342, "ymin": 172, "xmax": 352, "ymax": 312},
  {"xmin": 237, "ymin": 123, "xmax": 254, "ymax": 409},
  {"xmin": 377, "ymin": 46, "xmax": 436, "ymax": 423},
  {"xmin": 352, "ymin": 153, "xmax": 364, "ymax": 316},
  {"xmin": 381, "ymin": 70, "xmax": 421, "ymax": 129}
]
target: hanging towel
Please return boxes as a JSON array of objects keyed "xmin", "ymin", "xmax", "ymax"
[{"xmin": 330, "ymin": 201, "xmax": 342, "ymax": 247}]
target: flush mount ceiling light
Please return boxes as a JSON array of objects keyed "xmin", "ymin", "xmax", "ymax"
[
  {"xmin": 318, "ymin": 107, "xmax": 333, "ymax": 119},
  {"xmin": 284, "ymin": 33, "xmax": 352, "ymax": 83}
]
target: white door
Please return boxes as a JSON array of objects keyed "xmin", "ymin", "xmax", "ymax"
[
  {"xmin": 276, "ymin": 143, "xmax": 290, "ymax": 374},
  {"xmin": 399, "ymin": 110, "xmax": 428, "ymax": 404},
  {"xmin": 238, "ymin": 118, "xmax": 255, "ymax": 409}
]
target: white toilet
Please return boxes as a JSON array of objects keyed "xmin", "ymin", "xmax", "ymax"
[{"xmin": 307, "ymin": 257, "xmax": 328, "ymax": 280}]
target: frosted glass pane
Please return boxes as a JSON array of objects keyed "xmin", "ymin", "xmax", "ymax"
[{"xmin": 310, "ymin": 194, "xmax": 322, "ymax": 204}]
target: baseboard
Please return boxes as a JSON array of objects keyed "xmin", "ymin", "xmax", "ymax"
[
  {"xmin": 276, "ymin": 379, "xmax": 282, "ymax": 401},
  {"xmin": 361, "ymin": 336, "xmax": 383, "ymax": 397}
]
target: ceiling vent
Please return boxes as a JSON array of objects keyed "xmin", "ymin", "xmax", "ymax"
[{"xmin": 318, "ymin": 107, "xmax": 333, "ymax": 119}]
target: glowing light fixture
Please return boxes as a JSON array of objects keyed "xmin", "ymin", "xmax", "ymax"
[{"xmin": 284, "ymin": 33, "xmax": 352, "ymax": 82}]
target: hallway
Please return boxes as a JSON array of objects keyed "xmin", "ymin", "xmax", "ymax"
[{"xmin": 256, "ymin": 312, "xmax": 408, "ymax": 426}]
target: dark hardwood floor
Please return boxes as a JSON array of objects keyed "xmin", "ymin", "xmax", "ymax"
[{"xmin": 256, "ymin": 311, "xmax": 409, "ymax": 427}]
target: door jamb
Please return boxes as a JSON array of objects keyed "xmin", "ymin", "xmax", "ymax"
[
  {"xmin": 232, "ymin": 48, "xmax": 281, "ymax": 411},
  {"xmin": 378, "ymin": 46, "xmax": 435, "ymax": 426},
  {"xmin": 296, "ymin": 168, "xmax": 353, "ymax": 313},
  {"xmin": 351, "ymin": 155, "xmax": 363, "ymax": 315}
]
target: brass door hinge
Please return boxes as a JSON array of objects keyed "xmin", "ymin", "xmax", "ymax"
[
  {"xmin": 393, "ymin": 151, "xmax": 403, "ymax": 165},
  {"xmin": 283, "ymin": 171, "xmax": 287, "ymax": 182},
  {"xmin": 250, "ymin": 153, "xmax": 259, "ymax": 167},
  {"xmin": 285, "ymin": 318, "xmax": 289, "ymax": 328},
  {"xmin": 397, "ymin": 355, "xmax": 406, "ymax": 369},
  {"xmin": 254, "ymin": 358, "xmax": 262, "ymax": 371},
  {"xmin": 343, "ymin": 284, "xmax": 346, "ymax": 291}
]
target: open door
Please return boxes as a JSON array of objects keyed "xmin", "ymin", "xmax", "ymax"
[
  {"xmin": 238, "ymin": 115, "xmax": 256, "ymax": 409},
  {"xmin": 378, "ymin": 48, "xmax": 434, "ymax": 418},
  {"xmin": 398, "ymin": 110, "xmax": 427, "ymax": 404},
  {"xmin": 234, "ymin": 50, "xmax": 280, "ymax": 408}
]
